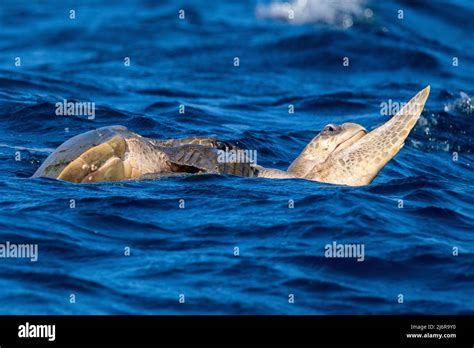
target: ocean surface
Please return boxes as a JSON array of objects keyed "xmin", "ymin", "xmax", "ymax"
[{"xmin": 0, "ymin": 0, "xmax": 473, "ymax": 314}]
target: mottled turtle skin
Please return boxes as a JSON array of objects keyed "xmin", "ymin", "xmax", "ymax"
[{"xmin": 34, "ymin": 86, "xmax": 430, "ymax": 186}]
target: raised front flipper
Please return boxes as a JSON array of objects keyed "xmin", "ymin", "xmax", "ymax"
[{"xmin": 311, "ymin": 86, "xmax": 430, "ymax": 186}]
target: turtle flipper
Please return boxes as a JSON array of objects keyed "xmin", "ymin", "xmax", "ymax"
[
  {"xmin": 57, "ymin": 135, "xmax": 136, "ymax": 183},
  {"xmin": 152, "ymin": 137, "xmax": 237, "ymax": 150},
  {"xmin": 33, "ymin": 126, "xmax": 131, "ymax": 179},
  {"xmin": 163, "ymin": 144, "xmax": 257, "ymax": 177},
  {"xmin": 80, "ymin": 157, "xmax": 127, "ymax": 183},
  {"xmin": 314, "ymin": 86, "xmax": 430, "ymax": 186}
]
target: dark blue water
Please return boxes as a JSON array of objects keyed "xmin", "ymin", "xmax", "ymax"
[{"xmin": 0, "ymin": 0, "xmax": 473, "ymax": 314}]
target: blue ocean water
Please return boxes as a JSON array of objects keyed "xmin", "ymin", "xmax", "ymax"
[{"xmin": 0, "ymin": 0, "xmax": 473, "ymax": 314}]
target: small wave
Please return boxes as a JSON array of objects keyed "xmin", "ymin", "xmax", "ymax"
[
  {"xmin": 444, "ymin": 91, "xmax": 474, "ymax": 116},
  {"xmin": 0, "ymin": 143, "xmax": 53, "ymax": 154},
  {"xmin": 410, "ymin": 108, "xmax": 473, "ymax": 154},
  {"xmin": 256, "ymin": 0, "xmax": 373, "ymax": 27}
]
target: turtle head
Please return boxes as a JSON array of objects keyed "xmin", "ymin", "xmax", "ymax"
[{"xmin": 288, "ymin": 122, "xmax": 366, "ymax": 177}]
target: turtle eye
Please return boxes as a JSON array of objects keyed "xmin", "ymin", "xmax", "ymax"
[{"xmin": 324, "ymin": 124, "xmax": 337, "ymax": 133}]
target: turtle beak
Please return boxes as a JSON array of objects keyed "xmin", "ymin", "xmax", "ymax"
[
  {"xmin": 333, "ymin": 123, "xmax": 367, "ymax": 154},
  {"xmin": 342, "ymin": 122, "xmax": 367, "ymax": 135}
]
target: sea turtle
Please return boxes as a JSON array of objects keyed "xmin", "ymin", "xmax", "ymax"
[
  {"xmin": 279, "ymin": 85, "xmax": 431, "ymax": 185},
  {"xmin": 32, "ymin": 126, "xmax": 256, "ymax": 183},
  {"xmin": 33, "ymin": 86, "xmax": 430, "ymax": 186}
]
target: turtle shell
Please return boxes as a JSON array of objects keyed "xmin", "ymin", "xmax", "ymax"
[{"xmin": 32, "ymin": 125, "xmax": 130, "ymax": 179}]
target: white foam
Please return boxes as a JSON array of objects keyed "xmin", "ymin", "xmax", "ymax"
[
  {"xmin": 444, "ymin": 91, "xmax": 473, "ymax": 115},
  {"xmin": 0, "ymin": 143, "xmax": 53, "ymax": 153},
  {"xmin": 256, "ymin": 0, "xmax": 372, "ymax": 27}
]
